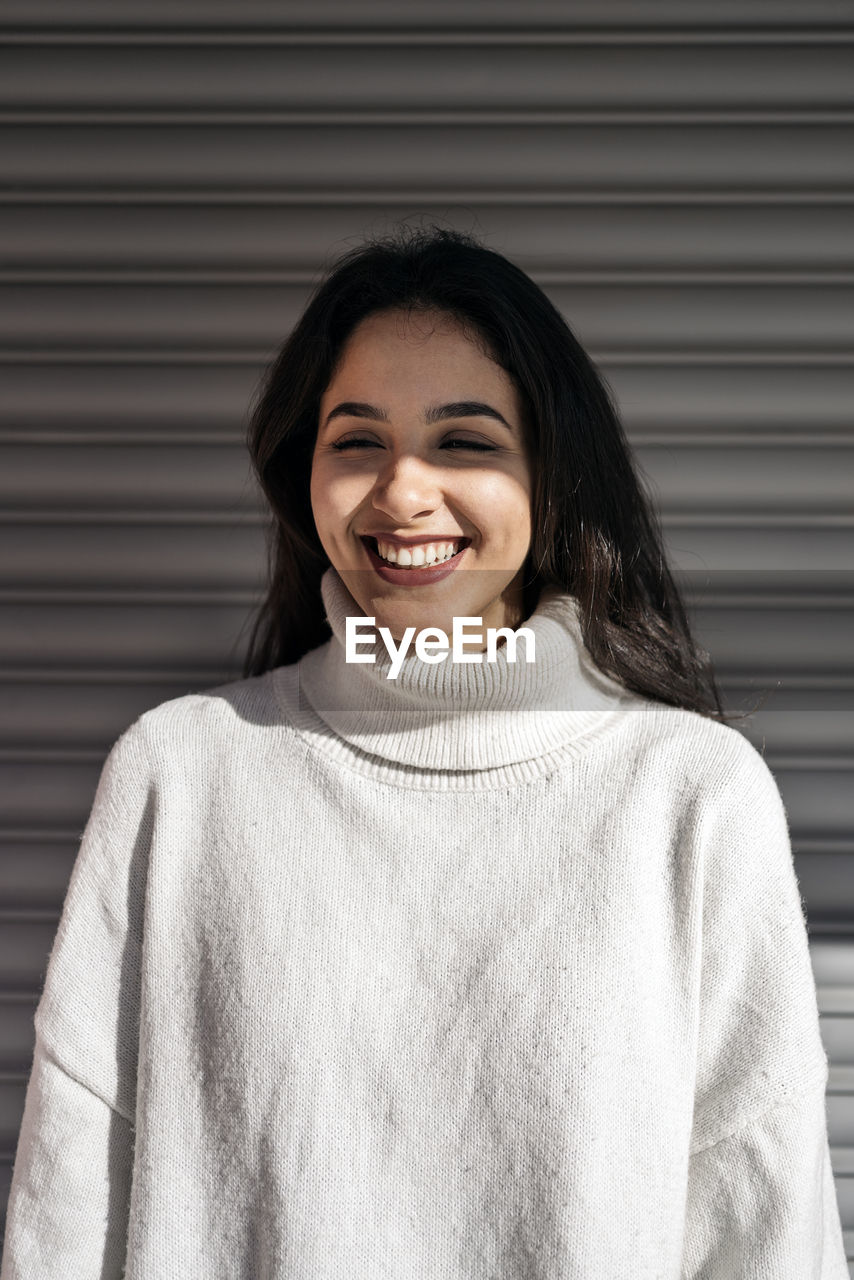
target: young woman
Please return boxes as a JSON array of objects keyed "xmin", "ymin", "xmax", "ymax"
[{"xmin": 2, "ymin": 228, "xmax": 847, "ymax": 1278}]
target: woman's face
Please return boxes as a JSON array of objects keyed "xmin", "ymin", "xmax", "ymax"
[{"xmin": 310, "ymin": 307, "xmax": 533, "ymax": 645}]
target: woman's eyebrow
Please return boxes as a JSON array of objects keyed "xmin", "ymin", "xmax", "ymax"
[
  {"xmin": 322, "ymin": 400, "xmax": 514, "ymax": 432},
  {"xmin": 323, "ymin": 401, "xmax": 390, "ymax": 429},
  {"xmin": 425, "ymin": 401, "xmax": 514, "ymax": 432}
]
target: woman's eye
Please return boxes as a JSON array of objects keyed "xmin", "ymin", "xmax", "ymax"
[
  {"xmin": 330, "ymin": 437, "xmax": 378, "ymax": 451},
  {"xmin": 442, "ymin": 438, "xmax": 497, "ymax": 452}
]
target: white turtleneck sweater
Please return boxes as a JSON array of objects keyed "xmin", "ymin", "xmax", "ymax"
[{"xmin": 1, "ymin": 570, "xmax": 847, "ymax": 1279}]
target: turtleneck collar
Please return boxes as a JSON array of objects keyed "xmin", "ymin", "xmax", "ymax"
[{"xmin": 280, "ymin": 568, "xmax": 635, "ymax": 775}]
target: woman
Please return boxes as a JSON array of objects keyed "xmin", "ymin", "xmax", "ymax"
[{"xmin": 2, "ymin": 227, "xmax": 847, "ymax": 1278}]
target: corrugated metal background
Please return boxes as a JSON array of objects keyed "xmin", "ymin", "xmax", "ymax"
[{"xmin": 1, "ymin": 0, "xmax": 853, "ymax": 1261}]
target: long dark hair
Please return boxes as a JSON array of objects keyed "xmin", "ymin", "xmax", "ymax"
[{"xmin": 243, "ymin": 224, "xmax": 728, "ymax": 720}]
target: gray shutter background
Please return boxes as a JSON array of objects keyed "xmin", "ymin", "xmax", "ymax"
[{"xmin": 1, "ymin": 0, "xmax": 853, "ymax": 1262}]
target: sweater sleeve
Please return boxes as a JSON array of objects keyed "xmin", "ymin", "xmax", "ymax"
[
  {"xmin": 680, "ymin": 733, "xmax": 848, "ymax": 1278},
  {"xmin": 682, "ymin": 1084, "xmax": 847, "ymax": 1279},
  {"xmin": 1, "ymin": 720, "xmax": 155, "ymax": 1280},
  {"xmin": 0, "ymin": 1044, "xmax": 135, "ymax": 1280}
]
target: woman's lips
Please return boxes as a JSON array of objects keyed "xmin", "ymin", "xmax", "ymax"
[{"xmin": 360, "ymin": 536, "xmax": 468, "ymax": 585}]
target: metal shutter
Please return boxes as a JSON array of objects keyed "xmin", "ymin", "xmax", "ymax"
[{"xmin": 1, "ymin": 0, "xmax": 852, "ymax": 1262}]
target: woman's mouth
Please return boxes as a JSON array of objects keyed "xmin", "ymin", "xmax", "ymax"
[{"xmin": 359, "ymin": 535, "xmax": 470, "ymax": 584}]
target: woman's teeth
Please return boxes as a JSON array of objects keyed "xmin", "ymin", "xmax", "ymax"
[{"xmin": 376, "ymin": 539, "xmax": 461, "ymax": 567}]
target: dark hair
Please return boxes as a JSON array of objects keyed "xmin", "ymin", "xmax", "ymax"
[{"xmin": 243, "ymin": 224, "xmax": 729, "ymax": 721}]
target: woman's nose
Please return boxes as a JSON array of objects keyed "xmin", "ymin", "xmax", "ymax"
[{"xmin": 370, "ymin": 451, "xmax": 443, "ymax": 522}]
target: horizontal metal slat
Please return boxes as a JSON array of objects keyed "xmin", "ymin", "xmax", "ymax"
[
  {"xmin": 0, "ymin": 680, "xmax": 209, "ymax": 746},
  {"xmin": 0, "ymin": 510, "xmax": 263, "ymax": 525},
  {"xmin": 0, "ymin": 361, "xmax": 260, "ymax": 432},
  {"xmin": 0, "ymin": 919, "xmax": 57, "ymax": 991},
  {"xmin": 834, "ymin": 1174, "xmax": 854, "ymax": 1236},
  {"xmin": 662, "ymin": 525, "xmax": 854, "ymax": 573},
  {"xmin": 829, "ymin": 1064, "xmax": 854, "ymax": 1095},
  {"xmin": 0, "ymin": 842, "xmax": 84, "ymax": 910},
  {"xmin": 0, "ymin": 523, "xmax": 267, "ymax": 591},
  {"xmin": 2, "ymin": 124, "xmax": 853, "ymax": 193},
  {"xmin": 0, "ymin": 995, "xmax": 38, "ymax": 1066},
  {"xmin": 841, "ymin": 1231, "xmax": 854, "ymax": 1267},
  {"xmin": 0, "ymin": 668, "xmax": 233, "ymax": 685},
  {"xmin": 823, "ymin": 1016, "xmax": 854, "ymax": 1062},
  {"xmin": 18, "ymin": 113, "xmax": 854, "ymax": 129},
  {"xmin": 0, "ymin": 441, "xmax": 260, "ymax": 511},
  {"xmin": 687, "ymin": 605, "xmax": 854, "ymax": 676},
  {"xmin": 704, "ymin": 709, "xmax": 854, "ymax": 761},
  {"xmin": 0, "ymin": 1081, "xmax": 26, "ymax": 1159},
  {"xmin": 0, "ymin": 600, "xmax": 252, "ymax": 668},
  {"xmin": 1, "ymin": 0, "xmax": 853, "ymax": 31},
  {"xmin": 637, "ymin": 444, "xmax": 854, "ymax": 511},
  {"xmin": 812, "ymin": 941, "xmax": 854, "ymax": 983},
  {"xmin": 0, "ymin": 44, "xmax": 852, "ymax": 113},
  {"xmin": 0, "ymin": 758, "xmax": 158, "ymax": 829},
  {"xmin": 611, "ymin": 362, "xmax": 854, "ymax": 437},
  {"xmin": 801, "ymin": 859, "xmax": 854, "ymax": 926}
]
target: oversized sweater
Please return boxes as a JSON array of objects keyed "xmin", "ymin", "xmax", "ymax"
[{"xmin": 1, "ymin": 568, "xmax": 848, "ymax": 1279}]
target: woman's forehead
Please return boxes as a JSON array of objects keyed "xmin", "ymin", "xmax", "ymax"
[{"xmin": 325, "ymin": 309, "xmax": 511, "ymax": 400}]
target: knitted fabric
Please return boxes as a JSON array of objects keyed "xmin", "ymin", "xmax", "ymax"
[{"xmin": 1, "ymin": 569, "xmax": 847, "ymax": 1278}]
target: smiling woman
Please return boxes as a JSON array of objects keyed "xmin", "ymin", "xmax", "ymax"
[
  {"xmin": 243, "ymin": 227, "xmax": 725, "ymax": 719},
  {"xmin": 1, "ymin": 226, "xmax": 846, "ymax": 1280}
]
